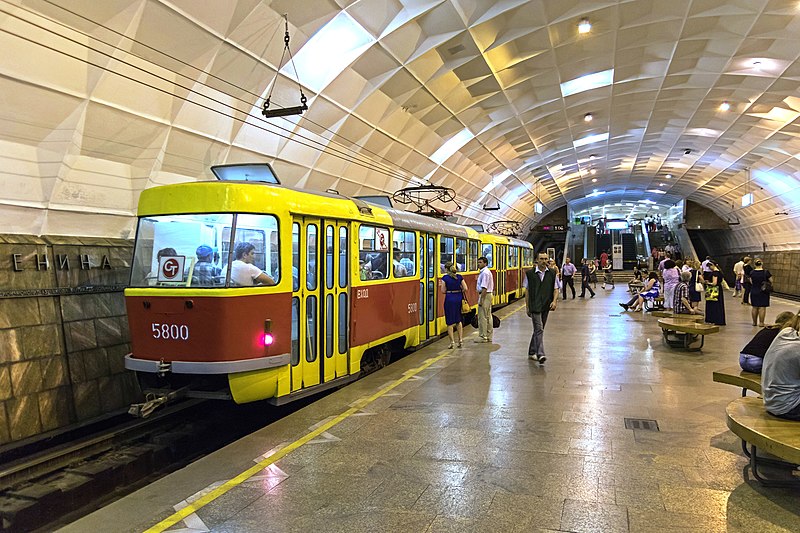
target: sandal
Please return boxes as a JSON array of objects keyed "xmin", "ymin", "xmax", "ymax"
[
  {"xmin": 457, "ymin": 341, "xmax": 463, "ymax": 348},
  {"xmin": 448, "ymin": 342, "xmax": 455, "ymax": 349}
]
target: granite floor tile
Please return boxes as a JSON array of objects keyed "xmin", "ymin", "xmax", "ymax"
[{"xmin": 560, "ymin": 499, "xmax": 629, "ymax": 532}]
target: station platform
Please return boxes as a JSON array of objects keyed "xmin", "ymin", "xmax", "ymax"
[{"xmin": 61, "ymin": 289, "xmax": 800, "ymax": 533}]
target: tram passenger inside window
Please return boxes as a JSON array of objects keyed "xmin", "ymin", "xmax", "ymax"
[
  {"xmin": 359, "ymin": 259, "xmax": 371, "ymax": 281},
  {"xmin": 400, "ymin": 253, "xmax": 415, "ymax": 277},
  {"xmin": 393, "ymin": 248, "xmax": 408, "ymax": 278},
  {"xmin": 224, "ymin": 242, "xmax": 276, "ymax": 286},
  {"xmin": 363, "ymin": 252, "xmax": 388, "ymax": 279},
  {"xmin": 189, "ymin": 244, "xmax": 218, "ymax": 286}
]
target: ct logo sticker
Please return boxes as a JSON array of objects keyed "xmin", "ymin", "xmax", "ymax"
[
  {"xmin": 157, "ymin": 255, "xmax": 185, "ymax": 282},
  {"xmin": 162, "ymin": 258, "xmax": 180, "ymax": 279}
]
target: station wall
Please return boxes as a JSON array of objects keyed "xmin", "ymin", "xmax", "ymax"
[{"xmin": 0, "ymin": 235, "xmax": 139, "ymax": 444}]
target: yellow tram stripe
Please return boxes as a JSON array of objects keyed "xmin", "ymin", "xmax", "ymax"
[{"xmin": 143, "ymin": 347, "xmax": 453, "ymax": 532}]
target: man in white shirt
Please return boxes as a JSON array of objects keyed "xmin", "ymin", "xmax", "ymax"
[
  {"xmin": 732, "ymin": 257, "xmax": 744, "ymax": 297},
  {"xmin": 475, "ymin": 256, "xmax": 494, "ymax": 342},
  {"xmin": 561, "ymin": 257, "xmax": 577, "ymax": 299},
  {"xmin": 701, "ymin": 256, "xmax": 713, "ymax": 281},
  {"xmin": 225, "ymin": 242, "xmax": 275, "ymax": 286}
]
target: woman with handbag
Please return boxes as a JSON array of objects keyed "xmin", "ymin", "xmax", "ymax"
[
  {"xmin": 704, "ymin": 262, "xmax": 726, "ymax": 326},
  {"xmin": 439, "ymin": 262, "xmax": 469, "ymax": 348},
  {"xmin": 748, "ymin": 259, "xmax": 772, "ymax": 327}
]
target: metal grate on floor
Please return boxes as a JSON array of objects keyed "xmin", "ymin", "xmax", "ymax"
[{"xmin": 624, "ymin": 418, "xmax": 660, "ymax": 431}]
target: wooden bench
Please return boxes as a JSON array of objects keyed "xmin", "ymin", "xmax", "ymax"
[
  {"xmin": 651, "ymin": 311, "xmax": 704, "ymax": 321},
  {"xmin": 643, "ymin": 296, "xmax": 664, "ymax": 312},
  {"xmin": 657, "ymin": 318, "xmax": 718, "ymax": 351},
  {"xmin": 713, "ymin": 366, "xmax": 762, "ymax": 396},
  {"xmin": 726, "ymin": 397, "xmax": 800, "ymax": 486}
]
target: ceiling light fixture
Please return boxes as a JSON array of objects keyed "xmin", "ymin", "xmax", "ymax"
[
  {"xmin": 665, "ymin": 174, "xmax": 673, "ymax": 179},
  {"xmin": 578, "ymin": 18, "xmax": 592, "ymax": 34},
  {"xmin": 592, "ymin": 178, "xmax": 597, "ymax": 183},
  {"xmin": 719, "ymin": 101, "xmax": 730, "ymax": 112},
  {"xmin": 584, "ymin": 113, "xmax": 593, "ymax": 122},
  {"xmin": 590, "ymin": 169, "xmax": 597, "ymax": 175}
]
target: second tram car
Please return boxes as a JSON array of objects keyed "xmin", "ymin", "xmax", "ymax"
[{"xmin": 124, "ymin": 164, "xmax": 533, "ymax": 406}]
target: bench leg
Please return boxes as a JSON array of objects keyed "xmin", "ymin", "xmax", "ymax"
[{"xmin": 746, "ymin": 444, "xmax": 800, "ymax": 487}]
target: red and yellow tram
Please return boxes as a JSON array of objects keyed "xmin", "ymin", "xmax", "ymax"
[{"xmin": 124, "ymin": 164, "xmax": 533, "ymax": 405}]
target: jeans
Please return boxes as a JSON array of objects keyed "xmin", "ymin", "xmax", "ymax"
[
  {"xmin": 739, "ymin": 353, "xmax": 763, "ymax": 374},
  {"xmin": 528, "ymin": 309, "xmax": 550, "ymax": 357},
  {"xmin": 769, "ymin": 400, "xmax": 800, "ymax": 421},
  {"xmin": 477, "ymin": 294, "xmax": 493, "ymax": 340}
]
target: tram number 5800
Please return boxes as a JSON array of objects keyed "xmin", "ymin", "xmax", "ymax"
[{"xmin": 151, "ymin": 323, "xmax": 189, "ymax": 340}]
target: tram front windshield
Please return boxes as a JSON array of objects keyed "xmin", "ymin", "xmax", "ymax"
[{"xmin": 129, "ymin": 213, "xmax": 280, "ymax": 287}]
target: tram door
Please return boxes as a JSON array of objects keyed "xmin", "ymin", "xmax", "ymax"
[
  {"xmin": 496, "ymin": 244, "xmax": 507, "ymax": 304},
  {"xmin": 420, "ymin": 233, "xmax": 437, "ymax": 339},
  {"xmin": 291, "ymin": 217, "xmax": 343, "ymax": 391}
]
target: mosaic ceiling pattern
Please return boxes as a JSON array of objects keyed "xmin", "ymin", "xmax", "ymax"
[{"xmin": 0, "ymin": 0, "xmax": 799, "ymax": 244}]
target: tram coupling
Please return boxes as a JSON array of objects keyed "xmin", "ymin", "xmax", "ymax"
[{"xmin": 128, "ymin": 386, "xmax": 189, "ymax": 418}]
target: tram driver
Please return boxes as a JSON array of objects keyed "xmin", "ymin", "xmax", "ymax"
[{"xmin": 224, "ymin": 242, "xmax": 276, "ymax": 286}]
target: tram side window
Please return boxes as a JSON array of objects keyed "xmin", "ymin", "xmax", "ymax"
[
  {"xmin": 129, "ymin": 213, "xmax": 233, "ymax": 288},
  {"xmin": 482, "ymin": 244, "xmax": 494, "ymax": 267},
  {"xmin": 392, "ymin": 229, "xmax": 416, "ymax": 278},
  {"xmin": 440, "ymin": 236, "xmax": 454, "ymax": 272},
  {"xmin": 455, "ymin": 238, "xmax": 467, "ymax": 272},
  {"xmin": 292, "ymin": 223, "xmax": 300, "ymax": 291},
  {"xmin": 468, "ymin": 240, "xmax": 478, "ymax": 271},
  {"xmin": 509, "ymin": 246, "xmax": 518, "ymax": 268},
  {"xmin": 225, "ymin": 214, "xmax": 280, "ymax": 287},
  {"xmin": 358, "ymin": 225, "xmax": 389, "ymax": 280}
]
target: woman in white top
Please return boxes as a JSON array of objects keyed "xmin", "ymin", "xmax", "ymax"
[{"xmin": 226, "ymin": 242, "xmax": 275, "ymax": 286}]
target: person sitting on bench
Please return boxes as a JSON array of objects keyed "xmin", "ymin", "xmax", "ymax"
[
  {"xmin": 761, "ymin": 311, "xmax": 800, "ymax": 420},
  {"xmin": 673, "ymin": 271, "xmax": 702, "ymax": 316},
  {"xmin": 740, "ymin": 311, "xmax": 796, "ymax": 373},
  {"xmin": 619, "ymin": 272, "xmax": 659, "ymax": 312}
]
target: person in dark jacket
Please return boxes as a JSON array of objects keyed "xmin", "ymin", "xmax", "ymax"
[
  {"xmin": 739, "ymin": 311, "xmax": 794, "ymax": 373},
  {"xmin": 524, "ymin": 251, "xmax": 558, "ymax": 364},
  {"xmin": 578, "ymin": 258, "xmax": 595, "ymax": 298}
]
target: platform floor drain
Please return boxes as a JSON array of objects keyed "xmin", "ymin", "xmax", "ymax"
[{"xmin": 624, "ymin": 418, "xmax": 659, "ymax": 431}]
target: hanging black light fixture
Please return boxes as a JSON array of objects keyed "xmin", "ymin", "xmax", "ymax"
[{"xmin": 262, "ymin": 15, "xmax": 308, "ymax": 119}]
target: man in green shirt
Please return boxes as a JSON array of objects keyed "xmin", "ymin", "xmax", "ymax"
[{"xmin": 524, "ymin": 251, "xmax": 559, "ymax": 363}]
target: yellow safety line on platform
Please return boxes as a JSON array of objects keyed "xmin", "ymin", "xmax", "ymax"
[
  {"xmin": 144, "ymin": 302, "xmax": 523, "ymax": 533},
  {"xmin": 144, "ymin": 351, "xmax": 449, "ymax": 532}
]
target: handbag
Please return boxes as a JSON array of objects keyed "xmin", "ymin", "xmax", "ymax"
[
  {"xmin": 460, "ymin": 297, "xmax": 470, "ymax": 314},
  {"xmin": 762, "ymin": 279, "xmax": 773, "ymax": 293},
  {"xmin": 492, "ymin": 314, "xmax": 501, "ymax": 328},
  {"xmin": 705, "ymin": 285, "xmax": 719, "ymax": 302},
  {"xmin": 694, "ymin": 281, "xmax": 703, "ymax": 293}
]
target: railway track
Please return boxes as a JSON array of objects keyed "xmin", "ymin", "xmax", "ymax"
[{"xmin": 0, "ymin": 397, "xmax": 314, "ymax": 532}]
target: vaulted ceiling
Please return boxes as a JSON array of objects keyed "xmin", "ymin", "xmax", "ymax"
[{"xmin": 1, "ymin": 0, "xmax": 799, "ymax": 247}]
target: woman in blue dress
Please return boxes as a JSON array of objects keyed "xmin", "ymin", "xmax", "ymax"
[
  {"xmin": 619, "ymin": 272, "xmax": 659, "ymax": 312},
  {"xmin": 439, "ymin": 262, "xmax": 469, "ymax": 348}
]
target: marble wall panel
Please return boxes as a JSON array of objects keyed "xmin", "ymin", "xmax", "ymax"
[
  {"xmin": 0, "ymin": 329, "xmax": 22, "ymax": 363},
  {"xmin": 81, "ymin": 348, "xmax": 110, "ymax": 381},
  {"xmin": 95, "ymin": 317, "xmax": 125, "ymax": 348},
  {"xmin": 0, "ymin": 368, "xmax": 11, "ymax": 401},
  {"xmin": 0, "ymin": 402, "xmax": 9, "ymax": 444},
  {"xmin": 10, "ymin": 360, "xmax": 43, "ymax": 396},
  {"xmin": 40, "ymin": 357, "xmax": 68, "ymax": 389},
  {"xmin": 7, "ymin": 395, "xmax": 42, "ymax": 440},
  {"xmin": 38, "ymin": 387, "xmax": 72, "ymax": 432},
  {"xmin": 64, "ymin": 320, "xmax": 97, "ymax": 352},
  {"xmin": 37, "ymin": 297, "xmax": 58, "ymax": 323},
  {"xmin": 67, "ymin": 352, "xmax": 86, "ymax": 383},
  {"xmin": 21, "ymin": 324, "xmax": 63, "ymax": 359},
  {"xmin": 105, "ymin": 344, "xmax": 130, "ymax": 374},
  {"xmin": 72, "ymin": 381, "xmax": 101, "ymax": 420},
  {"xmin": 98, "ymin": 376, "xmax": 125, "ymax": 412},
  {"xmin": 0, "ymin": 298, "xmax": 40, "ymax": 328}
]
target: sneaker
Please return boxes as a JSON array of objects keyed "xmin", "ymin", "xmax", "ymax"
[
  {"xmin": 528, "ymin": 354, "xmax": 538, "ymax": 360},
  {"xmin": 473, "ymin": 337, "xmax": 488, "ymax": 343},
  {"xmin": 538, "ymin": 355, "xmax": 547, "ymax": 364}
]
